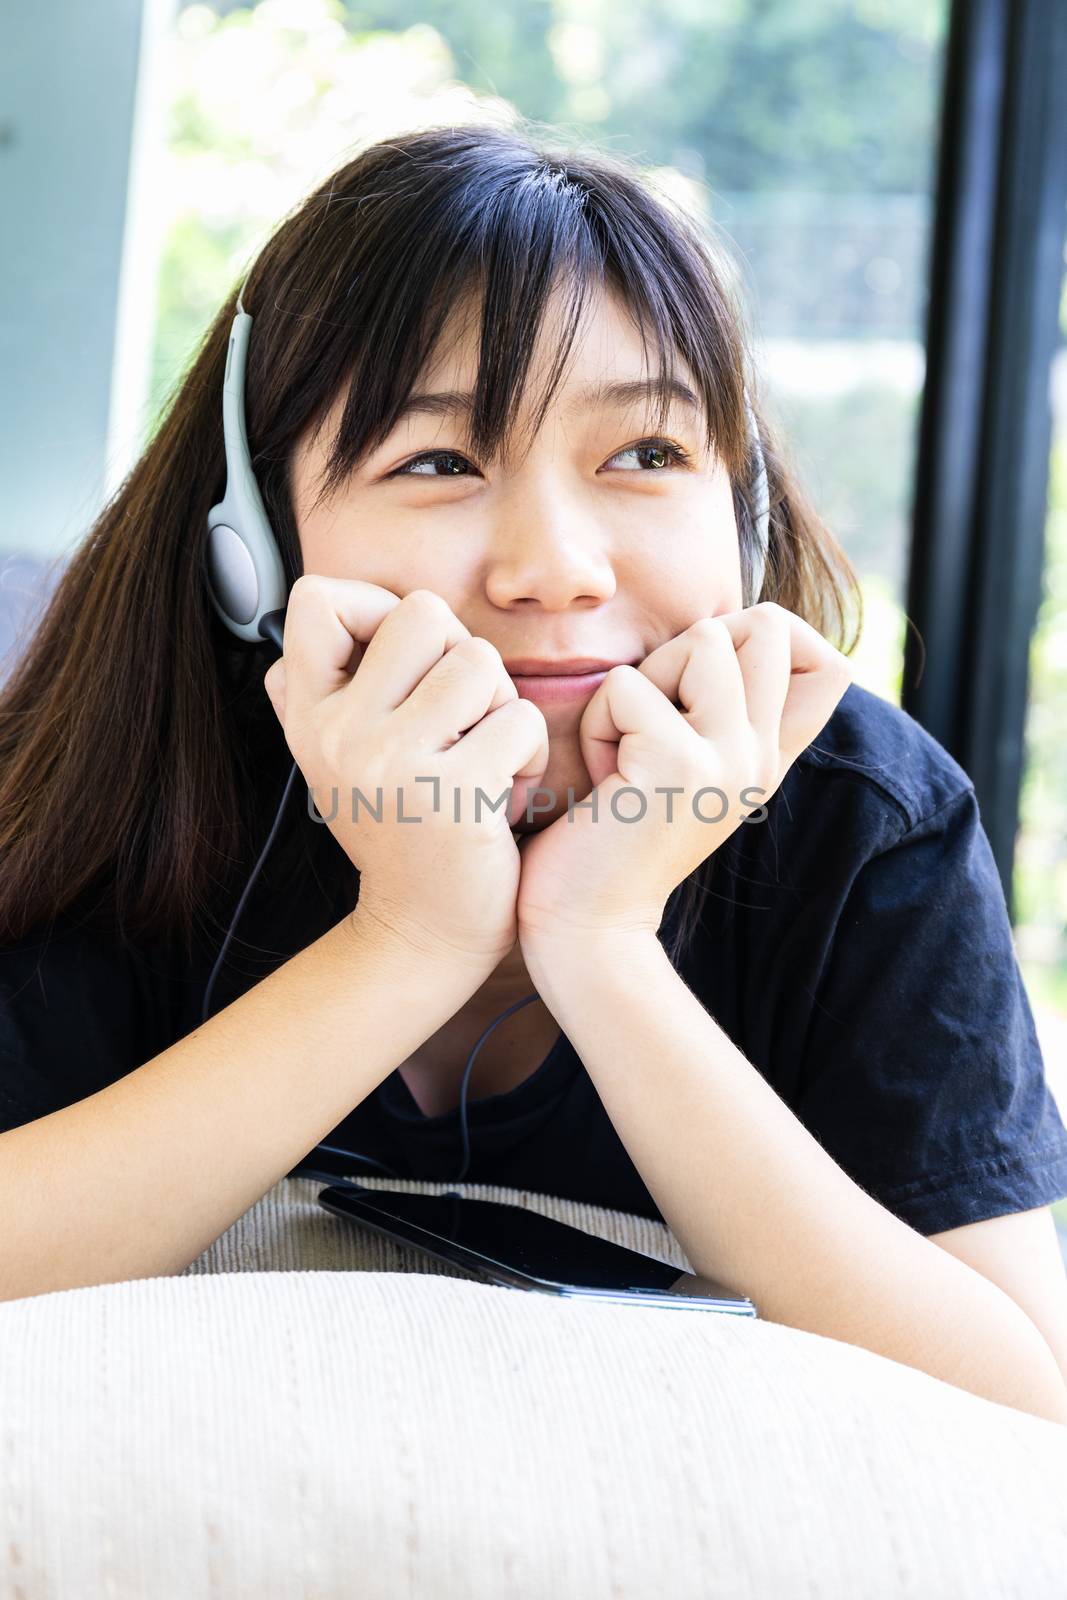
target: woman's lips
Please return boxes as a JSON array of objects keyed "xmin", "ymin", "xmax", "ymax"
[{"xmin": 509, "ymin": 669, "xmax": 611, "ymax": 705}]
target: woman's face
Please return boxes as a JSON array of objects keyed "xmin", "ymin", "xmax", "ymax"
[{"xmin": 290, "ymin": 282, "xmax": 742, "ymax": 829}]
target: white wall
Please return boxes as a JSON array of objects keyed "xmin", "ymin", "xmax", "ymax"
[{"xmin": 0, "ymin": 0, "xmax": 172, "ymax": 559}]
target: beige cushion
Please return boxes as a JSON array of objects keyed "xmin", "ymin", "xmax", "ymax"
[{"xmin": 2, "ymin": 1174, "xmax": 1065, "ymax": 1597}]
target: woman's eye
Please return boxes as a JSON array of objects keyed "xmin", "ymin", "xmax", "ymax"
[
  {"xmin": 387, "ymin": 437, "xmax": 693, "ymax": 478},
  {"xmin": 605, "ymin": 439, "xmax": 693, "ymax": 471},
  {"xmin": 389, "ymin": 450, "xmax": 475, "ymax": 478}
]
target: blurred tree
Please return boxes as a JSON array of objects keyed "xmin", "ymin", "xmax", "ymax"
[{"xmin": 312, "ymin": 0, "xmax": 946, "ymax": 196}]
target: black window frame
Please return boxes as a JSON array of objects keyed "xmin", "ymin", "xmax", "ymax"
[{"xmin": 904, "ymin": 0, "xmax": 1067, "ymax": 918}]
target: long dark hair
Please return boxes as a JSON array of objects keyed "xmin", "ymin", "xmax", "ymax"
[{"xmin": 0, "ymin": 120, "xmax": 861, "ymax": 971}]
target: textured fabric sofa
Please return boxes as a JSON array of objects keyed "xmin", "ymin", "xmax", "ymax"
[{"xmin": 2, "ymin": 1173, "xmax": 1066, "ymax": 1598}]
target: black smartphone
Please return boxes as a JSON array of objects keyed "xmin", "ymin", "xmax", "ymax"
[{"xmin": 316, "ymin": 1182, "xmax": 758, "ymax": 1315}]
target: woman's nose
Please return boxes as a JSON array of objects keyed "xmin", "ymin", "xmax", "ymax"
[{"xmin": 482, "ymin": 494, "xmax": 617, "ymax": 610}]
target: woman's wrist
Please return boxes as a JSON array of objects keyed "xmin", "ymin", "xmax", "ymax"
[
  {"xmin": 345, "ymin": 893, "xmax": 508, "ymax": 982},
  {"xmin": 518, "ymin": 920, "xmax": 667, "ymax": 1004}
]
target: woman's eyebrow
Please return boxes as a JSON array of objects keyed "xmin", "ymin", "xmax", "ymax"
[{"xmin": 389, "ymin": 376, "xmax": 703, "ymax": 428}]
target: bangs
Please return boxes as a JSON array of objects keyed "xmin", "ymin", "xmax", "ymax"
[{"xmin": 301, "ymin": 135, "xmax": 748, "ymax": 513}]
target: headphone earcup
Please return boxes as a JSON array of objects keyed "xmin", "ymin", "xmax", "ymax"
[{"xmin": 205, "ymin": 309, "xmax": 289, "ymax": 644}]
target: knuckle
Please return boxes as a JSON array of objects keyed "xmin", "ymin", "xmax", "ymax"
[
  {"xmin": 404, "ymin": 588, "xmax": 452, "ymax": 620},
  {"xmin": 472, "ymin": 634, "xmax": 504, "ymax": 666},
  {"xmin": 454, "ymin": 639, "xmax": 508, "ymax": 690},
  {"xmin": 283, "ymin": 577, "xmax": 333, "ymax": 657},
  {"xmin": 288, "ymin": 572, "xmax": 329, "ymax": 610},
  {"xmin": 510, "ymin": 694, "xmax": 545, "ymax": 725},
  {"xmin": 456, "ymin": 634, "xmax": 498, "ymax": 665}
]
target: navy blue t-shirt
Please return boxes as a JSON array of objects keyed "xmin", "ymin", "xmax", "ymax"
[{"xmin": 2, "ymin": 680, "xmax": 1066, "ymax": 1237}]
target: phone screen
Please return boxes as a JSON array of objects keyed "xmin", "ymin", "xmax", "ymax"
[{"xmin": 316, "ymin": 1183, "xmax": 758, "ymax": 1316}]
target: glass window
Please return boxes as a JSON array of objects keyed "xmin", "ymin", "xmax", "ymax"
[
  {"xmin": 1015, "ymin": 241, "xmax": 1067, "ymax": 1235},
  {"xmin": 143, "ymin": 0, "xmax": 950, "ymax": 710}
]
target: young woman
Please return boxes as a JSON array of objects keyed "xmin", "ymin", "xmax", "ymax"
[{"xmin": 2, "ymin": 123, "xmax": 1066, "ymax": 1422}]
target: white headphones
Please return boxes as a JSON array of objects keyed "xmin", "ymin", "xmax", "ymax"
[{"xmin": 205, "ymin": 278, "xmax": 772, "ymax": 645}]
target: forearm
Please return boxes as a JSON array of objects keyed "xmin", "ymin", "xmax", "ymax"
[
  {"xmin": 0, "ymin": 906, "xmax": 486, "ymax": 1301},
  {"xmin": 524, "ymin": 930, "xmax": 1067, "ymax": 1426}
]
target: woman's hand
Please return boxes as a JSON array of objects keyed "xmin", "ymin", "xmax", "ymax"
[
  {"xmin": 515, "ymin": 602, "xmax": 853, "ymax": 947},
  {"xmin": 263, "ymin": 575, "xmax": 550, "ymax": 972}
]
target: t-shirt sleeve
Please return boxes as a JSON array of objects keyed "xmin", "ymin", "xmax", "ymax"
[
  {"xmin": 0, "ymin": 917, "xmax": 181, "ymax": 1134},
  {"xmin": 794, "ymin": 783, "xmax": 1067, "ymax": 1235}
]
